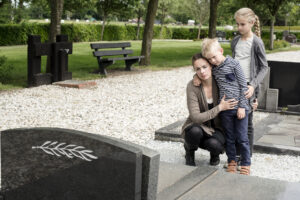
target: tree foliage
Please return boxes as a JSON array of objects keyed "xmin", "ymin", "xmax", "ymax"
[
  {"xmin": 134, "ymin": 0, "xmax": 148, "ymax": 40},
  {"xmin": 187, "ymin": 0, "xmax": 209, "ymax": 39},
  {"xmin": 96, "ymin": 0, "xmax": 138, "ymax": 40},
  {"xmin": 157, "ymin": 0, "xmax": 173, "ymax": 38}
]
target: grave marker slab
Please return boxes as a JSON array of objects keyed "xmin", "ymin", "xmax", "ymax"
[
  {"xmin": 266, "ymin": 88, "xmax": 279, "ymax": 112},
  {"xmin": 1, "ymin": 128, "xmax": 144, "ymax": 200}
]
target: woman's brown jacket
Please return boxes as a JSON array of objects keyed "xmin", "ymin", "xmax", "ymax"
[{"xmin": 181, "ymin": 79, "xmax": 224, "ymax": 138}]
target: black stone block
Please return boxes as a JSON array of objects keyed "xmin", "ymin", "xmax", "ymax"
[
  {"xmin": 32, "ymin": 73, "xmax": 52, "ymax": 86},
  {"xmin": 63, "ymin": 72, "xmax": 72, "ymax": 81},
  {"xmin": 268, "ymin": 61, "xmax": 300, "ymax": 107}
]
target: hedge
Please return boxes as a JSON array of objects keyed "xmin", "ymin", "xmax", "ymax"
[{"xmin": 0, "ymin": 23, "xmax": 299, "ymax": 46}]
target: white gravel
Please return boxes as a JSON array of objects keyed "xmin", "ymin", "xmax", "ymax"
[{"xmin": 1, "ymin": 50, "xmax": 300, "ymax": 183}]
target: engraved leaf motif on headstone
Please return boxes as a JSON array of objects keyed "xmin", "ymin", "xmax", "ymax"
[{"xmin": 32, "ymin": 141, "xmax": 98, "ymax": 161}]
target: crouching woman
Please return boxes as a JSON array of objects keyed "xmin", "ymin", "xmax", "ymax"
[{"xmin": 182, "ymin": 53, "xmax": 237, "ymax": 166}]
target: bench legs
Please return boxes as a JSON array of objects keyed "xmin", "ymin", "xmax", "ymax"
[
  {"xmin": 125, "ymin": 59, "xmax": 139, "ymax": 71},
  {"xmin": 97, "ymin": 60, "xmax": 114, "ymax": 75}
]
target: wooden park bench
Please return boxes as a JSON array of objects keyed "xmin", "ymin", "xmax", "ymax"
[{"xmin": 90, "ymin": 42, "xmax": 144, "ymax": 75}]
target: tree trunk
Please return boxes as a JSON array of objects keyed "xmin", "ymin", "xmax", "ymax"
[
  {"xmin": 49, "ymin": 0, "xmax": 64, "ymax": 43},
  {"xmin": 47, "ymin": 0, "xmax": 64, "ymax": 73},
  {"xmin": 136, "ymin": 15, "xmax": 141, "ymax": 40},
  {"xmin": 269, "ymin": 17, "xmax": 275, "ymax": 50},
  {"xmin": 101, "ymin": 15, "xmax": 106, "ymax": 41},
  {"xmin": 140, "ymin": 0, "xmax": 159, "ymax": 66},
  {"xmin": 208, "ymin": 0, "xmax": 220, "ymax": 38},
  {"xmin": 197, "ymin": 23, "xmax": 202, "ymax": 40}
]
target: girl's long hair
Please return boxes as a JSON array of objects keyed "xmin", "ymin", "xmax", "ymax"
[{"xmin": 234, "ymin": 7, "xmax": 261, "ymax": 38}]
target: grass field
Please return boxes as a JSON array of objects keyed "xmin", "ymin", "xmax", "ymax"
[{"xmin": 0, "ymin": 40, "xmax": 299, "ymax": 91}]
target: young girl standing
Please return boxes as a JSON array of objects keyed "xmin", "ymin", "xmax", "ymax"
[{"xmin": 232, "ymin": 7, "xmax": 268, "ymax": 157}]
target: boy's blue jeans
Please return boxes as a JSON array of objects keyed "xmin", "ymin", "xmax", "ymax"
[{"xmin": 220, "ymin": 109, "xmax": 251, "ymax": 166}]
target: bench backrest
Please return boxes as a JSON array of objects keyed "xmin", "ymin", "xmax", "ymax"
[
  {"xmin": 93, "ymin": 49, "xmax": 133, "ymax": 57},
  {"xmin": 91, "ymin": 42, "xmax": 134, "ymax": 57},
  {"xmin": 91, "ymin": 42, "xmax": 131, "ymax": 50}
]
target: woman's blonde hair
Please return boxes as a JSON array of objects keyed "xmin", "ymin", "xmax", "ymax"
[{"xmin": 234, "ymin": 7, "xmax": 261, "ymax": 38}]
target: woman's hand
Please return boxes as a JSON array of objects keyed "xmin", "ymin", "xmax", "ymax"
[
  {"xmin": 245, "ymin": 85, "xmax": 254, "ymax": 99},
  {"xmin": 193, "ymin": 74, "xmax": 201, "ymax": 86},
  {"xmin": 219, "ymin": 95, "xmax": 238, "ymax": 111},
  {"xmin": 237, "ymin": 107, "xmax": 246, "ymax": 119}
]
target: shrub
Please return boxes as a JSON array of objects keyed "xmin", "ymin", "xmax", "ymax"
[
  {"xmin": 0, "ymin": 56, "xmax": 14, "ymax": 83},
  {"xmin": 262, "ymin": 39, "xmax": 291, "ymax": 50},
  {"xmin": 0, "ymin": 23, "xmax": 299, "ymax": 45},
  {"xmin": 171, "ymin": 27, "xmax": 198, "ymax": 39}
]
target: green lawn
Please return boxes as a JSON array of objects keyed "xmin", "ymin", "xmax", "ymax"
[{"xmin": 0, "ymin": 40, "xmax": 299, "ymax": 91}]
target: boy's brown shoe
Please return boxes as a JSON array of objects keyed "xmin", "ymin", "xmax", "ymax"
[
  {"xmin": 226, "ymin": 160, "xmax": 237, "ymax": 173},
  {"xmin": 240, "ymin": 166, "xmax": 251, "ymax": 175}
]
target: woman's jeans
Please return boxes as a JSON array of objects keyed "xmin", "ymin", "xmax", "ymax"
[{"xmin": 220, "ymin": 109, "xmax": 251, "ymax": 166}]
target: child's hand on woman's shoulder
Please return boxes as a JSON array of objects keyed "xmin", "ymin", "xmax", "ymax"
[{"xmin": 193, "ymin": 74, "xmax": 201, "ymax": 86}]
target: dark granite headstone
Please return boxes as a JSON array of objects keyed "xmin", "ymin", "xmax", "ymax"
[
  {"xmin": 1, "ymin": 128, "xmax": 144, "ymax": 200},
  {"xmin": 258, "ymin": 61, "xmax": 300, "ymax": 110},
  {"xmin": 269, "ymin": 61, "xmax": 300, "ymax": 107}
]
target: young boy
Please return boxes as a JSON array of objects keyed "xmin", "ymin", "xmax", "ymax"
[{"xmin": 201, "ymin": 38, "xmax": 251, "ymax": 175}]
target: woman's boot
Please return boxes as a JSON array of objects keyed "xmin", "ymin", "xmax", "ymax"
[
  {"xmin": 209, "ymin": 153, "xmax": 220, "ymax": 166},
  {"xmin": 184, "ymin": 143, "xmax": 196, "ymax": 166}
]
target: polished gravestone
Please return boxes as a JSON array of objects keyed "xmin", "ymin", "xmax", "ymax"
[{"xmin": 0, "ymin": 128, "xmax": 159, "ymax": 200}]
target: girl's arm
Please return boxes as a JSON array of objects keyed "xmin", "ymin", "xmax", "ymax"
[{"xmin": 249, "ymin": 39, "xmax": 268, "ymax": 89}]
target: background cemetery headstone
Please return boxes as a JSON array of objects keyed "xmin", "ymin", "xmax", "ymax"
[
  {"xmin": 27, "ymin": 35, "xmax": 72, "ymax": 87},
  {"xmin": 258, "ymin": 61, "xmax": 300, "ymax": 112},
  {"xmin": 0, "ymin": 128, "xmax": 159, "ymax": 200}
]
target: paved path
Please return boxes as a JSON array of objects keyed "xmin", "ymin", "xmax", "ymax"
[{"xmin": 157, "ymin": 161, "xmax": 300, "ymax": 200}]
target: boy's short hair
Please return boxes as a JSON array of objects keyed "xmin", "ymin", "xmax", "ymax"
[{"xmin": 201, "ymin": 38, "xmax": 221, "ymax": 58}]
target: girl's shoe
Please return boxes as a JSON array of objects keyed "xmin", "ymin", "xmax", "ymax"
[
  {"xmin": 240, "ymin": 166, "xmax": 251, "ymax": 175},
  {"xmin": 226, "ymin": 160, "xmax": 237, "ymax": 173}
]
